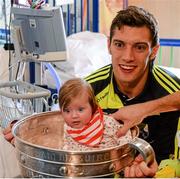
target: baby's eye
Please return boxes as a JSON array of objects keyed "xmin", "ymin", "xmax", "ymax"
[
  {"xmin": 63, "ymin": 108, "xmax": 70, "ymax": 113},
  {"xmin": 78, "ymin": 107, "xmax": 84, "ymax": 112}
]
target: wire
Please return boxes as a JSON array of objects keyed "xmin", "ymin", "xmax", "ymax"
[
  {"xmin": 0, "ymin": 59, "xmax": 21, "ymax": 81},
  {"xmin": 15, "ymin": 61, "xmax": 26, "ymax": 81},
  {"xmin": 8, "ymin": 0, "xmax": 13, "ymax": 78},
  {"xmin": 43, "ymin": 62, "xmax": 62, "ymax": 92},
  {"xmin": 27, "ymin": 0, "xmax": 32, "ymax": 6},
  {"xmin": 28, "ymin": 0, "xmax": 45, "ymax": 9},
  {"xmin": 2, "ymin": 0, "xmax": 8, "ymax": 44}
]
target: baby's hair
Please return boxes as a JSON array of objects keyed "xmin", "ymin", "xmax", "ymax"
[{"xmin": 59, "ymin": 78, "xmax": 98, "ymax": 114}]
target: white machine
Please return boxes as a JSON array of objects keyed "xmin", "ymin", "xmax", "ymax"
[
  {"xmin": 0, "ymin": 6, "xmax": 69, "ymax": 129},
  {"xmin": 11, "ymin": 6, "xmax": 67, "ymax": 62}
]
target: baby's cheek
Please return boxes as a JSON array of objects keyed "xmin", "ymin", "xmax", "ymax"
[{"xmin": 63, "ymin": 116, "xmax": 71, "ymax": 125}]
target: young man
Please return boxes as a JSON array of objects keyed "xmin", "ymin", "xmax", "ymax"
[
  {"xmin": 85, "ymin": 5, "xmax": 180, "ymax": 177},
  {"xmin": 3, "ymin": 5, "xmax": 179, "ymax": 178}
]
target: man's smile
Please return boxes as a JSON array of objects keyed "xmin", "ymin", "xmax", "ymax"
[{"xmin": 119, "ymin": 64, "xmax": 137, "ymax": 72}]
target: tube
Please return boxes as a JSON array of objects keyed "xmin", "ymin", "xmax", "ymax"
[{"xmin": 43, "ymin": 62, "xmax": 61, "ymax": 92}]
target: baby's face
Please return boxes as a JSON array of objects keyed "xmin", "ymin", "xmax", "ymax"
[{"xmin": 61, "ymin": 91, "xmax": 93, "ymax": 129}]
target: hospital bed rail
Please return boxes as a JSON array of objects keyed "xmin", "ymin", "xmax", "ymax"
[
  {"xmin": 0, "ymin": 80, "xmax": 50, "ymax": 128},
  {"xmin": 158, "ymin": 39, "xmax": 180, "ymax": 67}
]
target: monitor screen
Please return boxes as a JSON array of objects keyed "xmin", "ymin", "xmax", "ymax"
[{"xmin": 10, "ymin": 7, "xmax": 67, "ymax": 62}]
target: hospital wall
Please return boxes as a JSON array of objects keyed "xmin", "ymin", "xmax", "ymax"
[{"xmin": 128, "ymin": 0, "xmax": 180, "ymax": 68}]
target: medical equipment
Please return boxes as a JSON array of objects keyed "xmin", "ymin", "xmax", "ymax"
[
  {"xmin": 0, "ymin": 5, "xmax": 69, "ymax": 129},
  {"xmin": 10, "ymin": 6, "xmax": 67, "ymax": 62}
]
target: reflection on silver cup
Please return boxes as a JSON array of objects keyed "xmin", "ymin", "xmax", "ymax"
[{"xmin": 12, "ymin": 111, "xmax": 155, "ymax": 177}]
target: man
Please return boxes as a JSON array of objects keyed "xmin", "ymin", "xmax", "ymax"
[
  {"xmin": 3, "ymin": 5, "xmax": 180, "ymax": 178},
  {"xmin": 85, "ymin": 5, "xmax": 180, "ymax": 177}
]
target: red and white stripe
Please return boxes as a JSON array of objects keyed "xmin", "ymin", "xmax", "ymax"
[{"xmin": 66, "ymin": 107, "xmax": 104, "ymax": 146}]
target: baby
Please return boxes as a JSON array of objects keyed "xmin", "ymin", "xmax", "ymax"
[{"xmin": 59, "ymin": 78, "xmax": 132, "ymax": 151}]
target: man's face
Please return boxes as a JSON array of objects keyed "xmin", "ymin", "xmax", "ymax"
[{"xmin": 108, "ymin": 25, "xmax": 159, "ymax": 88}]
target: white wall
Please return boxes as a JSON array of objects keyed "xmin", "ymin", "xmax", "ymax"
[{"xmin": 128, "ymin": 0, "xmax": 180, "ymax": 68}]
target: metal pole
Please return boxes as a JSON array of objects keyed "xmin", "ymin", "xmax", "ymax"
[{"xmin": 92, "ymin": 0, "xmax": 98, "ymax": 32}]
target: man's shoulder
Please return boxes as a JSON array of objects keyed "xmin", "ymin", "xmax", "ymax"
[
  {"xmin": 152, "ymin": 65, "xmax": 180, "ymax": 92},
  {"xmin": 84, "ymin": 64, "xmax": 112, "ymax": 84},
  {"xmin": 84, "ymin": 64, "xmax": 112, "ymax": 95},
  {"xmin": 153, "ymin": 65, "xmax": 180, "ymax": 81}
]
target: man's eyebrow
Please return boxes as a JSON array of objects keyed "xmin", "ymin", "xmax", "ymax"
[
  {"xmin": 113, "ymin": 39, "xmax": 124, "ymax": 43},
  {"xmin": 134, "ymin": 42, "xmax": 149, "ymax": 45},
  {"xmin": 113, "ymin": 39, "xmax": 148, "ymax": 44},
  {"xmin": 112, "ymin": 39, "xmax": 150, "ymax": 46}
]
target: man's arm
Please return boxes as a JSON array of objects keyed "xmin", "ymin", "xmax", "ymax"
[
  {"xmin": 111, "ymin": 91, "xmax": 180, "ymax": 136},
  {"xmin": 151, "ymin": 91, "xmax": 180, "ymax": 112}
]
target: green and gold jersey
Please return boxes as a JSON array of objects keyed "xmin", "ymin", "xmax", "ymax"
[
  {"xmin": 85, "ymin": 64, "xmax": 180, "ymax": 163},
  {"xmin": 85, "ymin": 64, "xmax": 123, "ymax": 114}
]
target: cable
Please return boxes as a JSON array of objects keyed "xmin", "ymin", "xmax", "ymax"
[
  {"xmin": 8, "ymin": 0, "xmax": 13, "ymax": 79},
  {"xmin": 0, "ymin": 59, "xmax": 21, "ymax": 81},
  {"xmin": 2, "ymin": 0, "xmax": 8, "ymax": 44},
  {"xmin": 43, "ymin": 62, "xmax": 62, "ymax": 92}
]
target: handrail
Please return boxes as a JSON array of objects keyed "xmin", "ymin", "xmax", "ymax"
[
  {"xmin": 158, "ymin": 39, "xmax": 180, "ymax": 67},
  {"xmin": 160, "ymin": 39, "xmax": 180, "ymax": 47}
]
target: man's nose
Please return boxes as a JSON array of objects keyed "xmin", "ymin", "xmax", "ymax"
[{"xmin": 122, "ymin": 46, "xmax": 134, "ymax": 61}]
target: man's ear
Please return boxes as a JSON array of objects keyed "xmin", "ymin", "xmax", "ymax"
[
  {"xmin": 107, "ymin": 37, "xmax": 111, "ymax": 54},
  {"xmin": 150, "ymin": 44, "xmax": 160, "ymax": 60}
]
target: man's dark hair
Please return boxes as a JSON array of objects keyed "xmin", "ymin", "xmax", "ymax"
[{"xmin": 110, "ymin": 6, "xmax": 159, "ymax": 47}]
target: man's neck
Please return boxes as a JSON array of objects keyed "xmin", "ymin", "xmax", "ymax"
[{"xmin": 115, "ymin": 70, "xmax": 149, "ymax": 99}]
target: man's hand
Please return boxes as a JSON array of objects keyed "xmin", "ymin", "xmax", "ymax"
[
  {"xmin": 124, "ymin": 154, "xmax": 158, "ymax": 178},
  {"xmin": 111, "ymin": 104, "xmax": 146, "ymax": 137}
]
